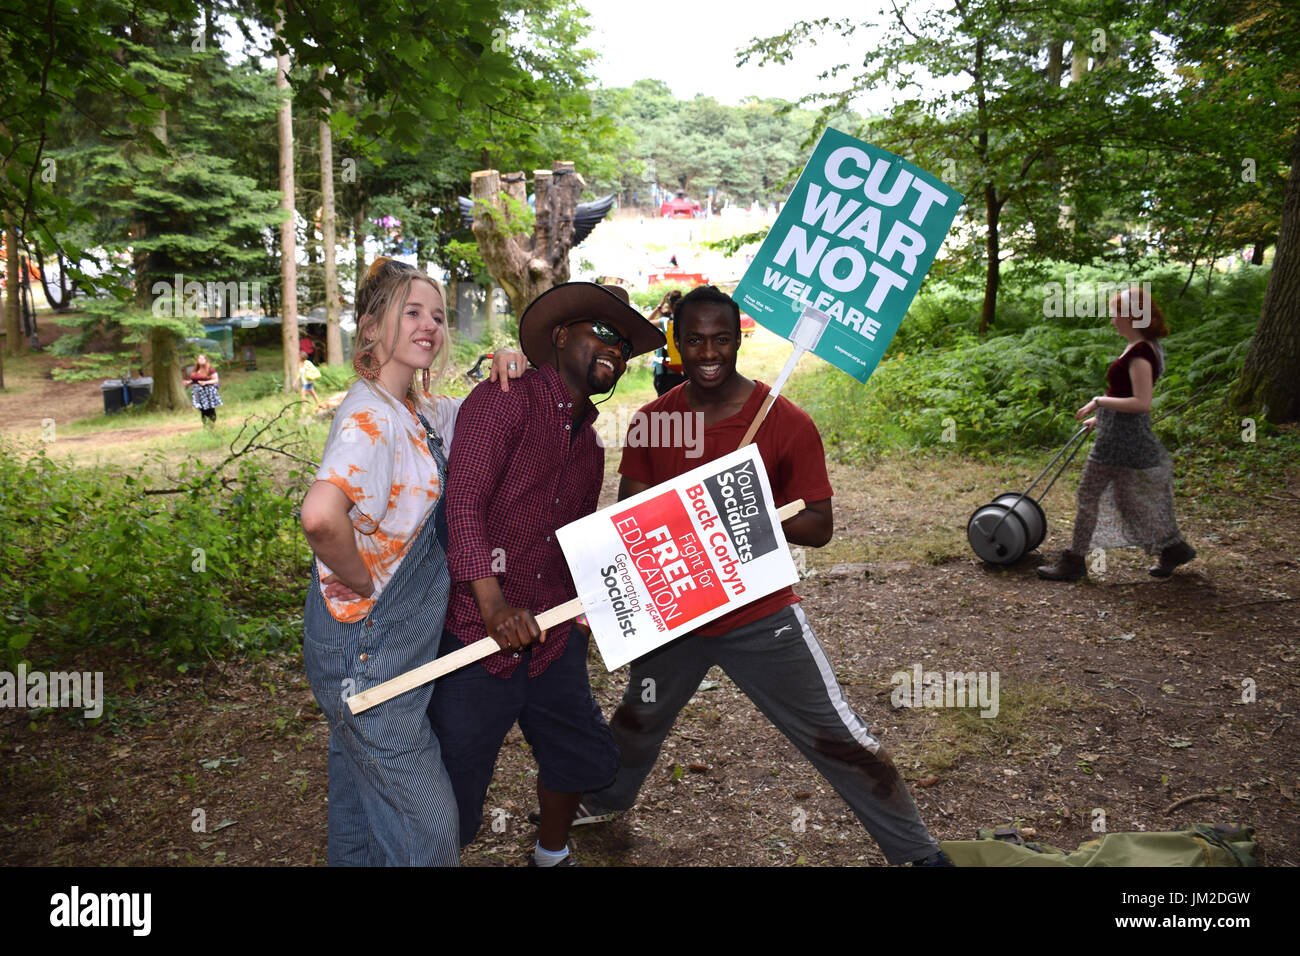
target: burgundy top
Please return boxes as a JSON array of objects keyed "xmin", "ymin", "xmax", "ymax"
[
  {"xmin": 445, "ymin": 363, "xmax": 602, "ymax": 678},
  {"xmin": 1105, "ymin": 340, "xmax": 1160, "ymax": 398},
  {"xmin": 619, "ymin": 381, "xmax": 833, "ymax": 637}
]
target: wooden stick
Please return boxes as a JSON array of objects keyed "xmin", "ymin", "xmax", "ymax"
[
  {"xmin": 346, "ymin": 597, "xmax": 583, "ymax": 714},
  {"xmin": 1161, "ymin": 792, "xmax": 1218, "ymax": 815},
  {"xmin": 345, "ymin": 501, "xmax": 807, "ymax": 714},
  {"xmin": 737, "ymin": 392, "xmax": 777, "ymax": 448},
  {"xmin": 738, "ymin": 346, "xmax": 802, "ymax": 448}
]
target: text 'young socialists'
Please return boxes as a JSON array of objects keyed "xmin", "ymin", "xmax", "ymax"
[
  {"xmin": 701, "ymin": 458, "xmax": 779, "ymax": 564},
  {"xmin": 761, "ymin": 146, "xmax": 952, "ymax": 339},
  {"xmin": 612, "ymin": 491, "xmax": 731, "ymax": 632}
]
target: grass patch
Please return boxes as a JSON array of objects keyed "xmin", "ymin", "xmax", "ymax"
[{"xmin": 890, "ymin": 679, "xmax": 1093, "ymax": 774}]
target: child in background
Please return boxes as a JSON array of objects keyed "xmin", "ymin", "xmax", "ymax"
[{"xmin": 298, "ymin": 350, "xmax": 322, "ymax": 406}]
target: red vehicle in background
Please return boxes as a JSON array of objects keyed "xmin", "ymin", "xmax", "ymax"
[
  {"xmin": 646, "ymin": 270, "xmax": 757, "ymax": 338},
  {"xmin": 646, "ymin": 269, "xmax": 709, "ymax": 287},
  {"xmin": 660, "ymin": 193, "xmax": 701, "ymax": 218}
]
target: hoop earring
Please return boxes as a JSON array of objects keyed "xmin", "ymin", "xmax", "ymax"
[{"xmin": 353, "ymin": 351, "xmax": 380, "ymax": 381}]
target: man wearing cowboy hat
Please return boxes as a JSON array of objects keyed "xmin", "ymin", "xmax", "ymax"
[{"xmin": 429, "ymin": 282, "xmax": 664, "ymax": 866}]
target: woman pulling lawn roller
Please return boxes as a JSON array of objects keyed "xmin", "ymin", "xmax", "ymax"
[
  {"xmin": 299, "ymin": 257, "xmax": 523, "ymax": 865},
  {"xmin": 1037, "ymin": 286, "xmax": 1196, "ymax": 581}
]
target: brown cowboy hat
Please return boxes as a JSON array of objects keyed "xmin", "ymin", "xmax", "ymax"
[{"xmin": 519, "ymin": 282, "xmax": 665, "ymax": 369}]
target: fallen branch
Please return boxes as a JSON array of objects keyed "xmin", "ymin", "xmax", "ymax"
[
  {"xmin": 144, "ymin": 475, "xmax": 240, "ymax": 496},
  {"xmin": 1162, "ymin": 792, "xmax": 1218, "ymax": 815},
  {"xmin": 144, "ymin": 402, "xmax": 319, "ymax": 495},
  {"xmin": 1112, "ymin": 684, "xmax": 1146, "ymax": 717}
]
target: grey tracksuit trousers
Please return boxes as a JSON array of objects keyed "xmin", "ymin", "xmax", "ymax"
[{"xmin": 586, "ymin": 602, "xmax": 940, "ymax": 864}]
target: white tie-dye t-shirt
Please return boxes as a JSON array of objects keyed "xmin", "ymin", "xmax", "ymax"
[{"xmin": 313, "ymin": 381, "xmax": 461, "ymax": 622}]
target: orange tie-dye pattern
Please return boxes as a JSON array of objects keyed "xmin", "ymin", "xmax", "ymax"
[
  {"xmin": 316, "ymin": 392, "xmax": 447, "ymax": 623},
  {"xmin": 324, "ymin": 468, "xmax": 368, "ymax": 503},
  {"xmin": 351, "ymin": 410, "xmax": 384, "ymax": 442}
]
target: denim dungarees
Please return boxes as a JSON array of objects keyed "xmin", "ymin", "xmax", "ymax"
[{"xmin": 303, "ymin": 411, "xmax": 459, "ymax": 866}]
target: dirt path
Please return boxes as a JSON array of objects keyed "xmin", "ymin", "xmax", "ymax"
[
  {"xmin": 0, "ymin": 351, "xmax": 103, "ymax": 435},
  {"xmin": 3, "ymin": 448, "xmax": 1296, "ymax": 867},
  {"xmin": 0, "ymin": 344, "xmax": 209, "ymax": 459}
]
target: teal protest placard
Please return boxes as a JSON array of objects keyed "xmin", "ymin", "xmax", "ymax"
[{"xmin": 733, "ymin": 128, "xmax": 963, "ymax": 383}]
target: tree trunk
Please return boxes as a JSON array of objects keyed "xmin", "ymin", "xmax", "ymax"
[
  {"xmin": 470, "ymin": 161, "xmax": 585, "ymax": 317},
  {"xmin": 1251, "ymin": 239, "xmax": 1266, "ymax": 265},
  {"xmin": 973, "ymin": 37, "xmax": 999, "ymax": 336},
  {"xmin": 1038, "ymin": 38, "xmax": 1065, "ymax": 253},
  {"xmin": 353, "ymin": 206, "xmax": 367, "ymax": 304},
  {"xmin": 277, "ymin": 8, "xmax": 298, "ymax": 394},
  {"xmin": 1233, "ymin": 121, "xmax": 1300, "ymax": 423},
  {"xmin": 320, "ymin": 107, "xmax": 341, "ymax": 364},
  {"xmin": 4, "ymin": 218, "xmax": 22, "ymax": 356},
  {"xmin": 1058, "ymin": 39, "xmax": 1092, "ymax": 235},
  {"xmin": 446, "ymin": 275, "xmax": 459, "ymax": 330},
  {"xmin": 980, "ymin": 188, "xmax": 1001, "ymax": 336},
  {"xmin": 148, "ymin": 325, "xmax": 188, "ymax": 409},
  {"xmin": 137, "ymin": 104, "xmax": 188, "ymax": 411}
]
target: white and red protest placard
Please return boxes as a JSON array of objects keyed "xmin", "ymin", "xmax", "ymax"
[
  {"xmin": 347, "ymin": 444, "xmax": 803, "ymax": 713},
  {"xmin": 556, "ymin": 444, "xmax": 799, "ymax": 670}
]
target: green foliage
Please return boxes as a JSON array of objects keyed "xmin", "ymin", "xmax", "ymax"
[
  {"xmin": 734, "ymin": 0, "xmax": 1292, "ymax": 335},
  {"xmin": 49, "ymin": 352, "xmax": 142, "ymax": 383},
  {"xmin": 0, "ymin": 444, "xmax": 312, "ymax": 672},
  {"xmin": 705, "ymin": 229, "xmax": 771, "ymax": 258},
  {"xmin": 629, "ymin": 284, "xmax": 693, "ymax": 311},
  {"xmin": 786, "ymin": 262, "xmax": 1275, "ymax": 457},
  {"xmin": 222, "ymin": 371, "xmax": 283, "ymax": 403},
  {"xmin": 591, "ymin": 81, "xmax": 826, "ymax": 208},
  {"xmin": 315, "ymin": 364, "xmax": 356, "ymax": 394},
  {"xmin": 0, "ymin": 0, "xmax": 196, "ymax": 269},
  {"xmin": 443, "ymin": 240, "xmax": 491, "ymax": 286}
]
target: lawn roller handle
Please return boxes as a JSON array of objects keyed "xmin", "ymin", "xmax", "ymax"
[
  {"xmin": 983, "ymin": 426, "xmax": 1091, "ymax": 542},
  {"xmin": 466, "ymin": 353, "xmax": 495, "ymax": 382}
]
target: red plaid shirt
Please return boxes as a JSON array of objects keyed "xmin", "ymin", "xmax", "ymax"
[{"xmin": 445, "ymin": 363, "xmax": 603, "ymax": 677}]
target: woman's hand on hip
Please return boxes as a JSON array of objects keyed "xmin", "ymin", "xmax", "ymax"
[{"xmin": 321, "ymin": 572, "xmax": 374, "ymax": 602}]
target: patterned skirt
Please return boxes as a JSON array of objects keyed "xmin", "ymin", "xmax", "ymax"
[
  {"xmin": 1072, "ymin": 408, "xmax": 1182, "ymax": 553},
  {"xmin": 191, "ymin": 383, "xmax": 223, "ymax": 411}
]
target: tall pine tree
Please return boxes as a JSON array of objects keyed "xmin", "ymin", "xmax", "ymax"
[{"xmin": 48, "ymin": 10, "xmax": 281, "ymax": 409}]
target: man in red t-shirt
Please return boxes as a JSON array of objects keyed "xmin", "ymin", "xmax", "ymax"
[{"xmin": 577, "ymin": 285, "xmax": 948, "ymax": 865}]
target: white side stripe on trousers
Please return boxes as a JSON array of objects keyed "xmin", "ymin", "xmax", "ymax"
[{"xmin": 791, "ymin": 603, "xmax": 882, "ymax": 754}]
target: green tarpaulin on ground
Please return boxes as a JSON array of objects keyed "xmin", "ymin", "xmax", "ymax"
[{"xmin": 940, "ymin": 824, "xmax": 1258, "ymax": 867}]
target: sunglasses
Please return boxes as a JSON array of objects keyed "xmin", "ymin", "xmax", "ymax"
[{"xmin": 568, "ymin": 320, "xmax": 633, "ymax": 360}]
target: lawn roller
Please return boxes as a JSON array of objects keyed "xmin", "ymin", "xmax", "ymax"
[{"xmin": 966, "ymin": 425, "xmax": 1091, "ymax": 565}]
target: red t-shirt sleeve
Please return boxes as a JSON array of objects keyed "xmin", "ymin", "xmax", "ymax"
[{"xmin": 767, "ymin": 398, "xmax": 833, "ymax": 505}]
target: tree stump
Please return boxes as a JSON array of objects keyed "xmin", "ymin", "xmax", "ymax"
[{"xmin": 470, "ymin": 161, "xmax": 584, "ymax": 319}]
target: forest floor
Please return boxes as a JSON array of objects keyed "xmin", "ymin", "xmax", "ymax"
[{"xmin": 2, "ymin": 330, "xmax": 1297, "ymax": 867}]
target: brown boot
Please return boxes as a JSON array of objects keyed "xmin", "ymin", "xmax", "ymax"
[
  {"xmin": 1150, "ymin": 541, "xmax": 1196, "ymax": 578},
  {"xmin": 1036, "ymin": 549, "xmax": 1086, "ymax": 581}
]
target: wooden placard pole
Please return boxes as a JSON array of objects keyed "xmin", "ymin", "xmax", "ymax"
[
  {"xmin": 737, "ymin": 306, "xmax": 830, "ymax": 448},
  {"xmin": 345, "ymin": 499, "xmax": 808, "ymax": 714}
]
